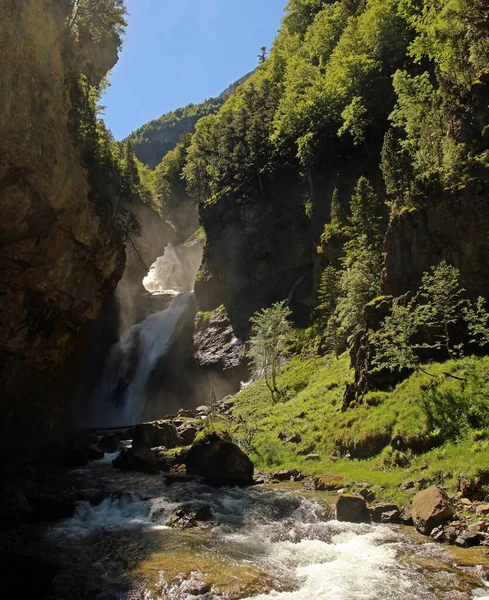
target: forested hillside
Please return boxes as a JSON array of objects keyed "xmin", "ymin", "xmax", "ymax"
[
  {"xmin": 172, "ymin": 0, "xmax": 489, "ymax": 342},
  {"xmin": 126, "ymin": 72, "xmax": 254, "ymax": 167}
]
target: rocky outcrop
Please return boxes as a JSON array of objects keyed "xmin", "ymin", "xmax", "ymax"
[
  {"xmin": 192, "ymin": 305, "xmax": 250, "ymax": 393},
  {"xmin": 0, "ymin": 1, "xmax": 125, "ymax": 445},
  {"xmin": 185, "ymin": 430, "xmax": 254, "ymax": 486},
  {"xmin": 412, "ymin": 486, "xmax": 454, "ymax": 534}
]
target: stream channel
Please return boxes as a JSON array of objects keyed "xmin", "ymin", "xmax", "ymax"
[{"xmin": 23, "ymin": 452, "xmax": 489, "ymax": 600}]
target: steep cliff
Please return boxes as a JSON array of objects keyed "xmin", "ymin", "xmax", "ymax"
[{"xmin": 0, "ymin": 1, "xmax": 125, "ymax": 443}]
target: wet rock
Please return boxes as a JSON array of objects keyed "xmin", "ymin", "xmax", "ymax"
[
  {"xmin": 133, "ymin": 421, "xmax": 181, "ymax": 449},
  {"xmin": 98, "ymin": 434, "xmax": 121, "ymax": 453},
  {"xmin": 185, "ymin": 431, "xmax": 254, "ymax": 486},
  {"xmin": 87, "ymin": 444, "xmax": 105, "ymax": 460},
  {"xmin": 412, "ymin": 486, "xmax": 453, "ymax": 535},
  {"xmin": 444, "ymin": 526, "xmax": 458, "ymax": 545},
  {"xmin": 369, "ymin": 502, "xmax": 400, "ymax": 524},
  {"xmin": 112, "ymin": 446, "xmax": 159, "ymax": 474},
  {"xmin": 313, "ymin": 474, "xmax": 345, "ymax": 491},
  {"xmin": 455, "ymin": 531, "xmax": 483, "ymax": 547},
  {"xmin": 399, "ymin": 505, "xmax": 414, "ymax": 526},
  {"xmin": 304, "ymin": 453, "xmax": 320, "ymax": 461},
  {"xmin": 431, "ymin": 525, "xmax": 446, "ymax": 542},
  {"xmin": 166, "ymin": 503, "xmax": 213, "ymax": 528},
  {"xmin": 336, "ymin": 494, "xmax": 371, "ymax": 524},
  {"xmin": 118, "ymin": 428, "xmax": 134, "ymax": 441}
]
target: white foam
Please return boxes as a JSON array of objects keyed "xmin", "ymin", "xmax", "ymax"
[{"xmin": 52, "ymin": 496, "xmax": 150, "ymax": 539}]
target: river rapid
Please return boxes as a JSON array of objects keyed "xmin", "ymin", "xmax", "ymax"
[{"xmin": 34, "ymin": 455, "xmax": 489, "ymax": 600}]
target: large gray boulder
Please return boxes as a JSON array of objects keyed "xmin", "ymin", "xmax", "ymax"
[
  {"xmin": 412, "ymin": 485, "xmax": 453, "ymax": 534},
  {"xmin": 132, "ymin": 421, "xmax": 181, "ymax": 449},
  {"xmin": 185, "ymin": 430, "xmax": 254, "ymax": 486}
]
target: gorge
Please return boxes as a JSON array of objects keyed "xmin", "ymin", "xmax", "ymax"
[{"xmin": 2, "ymin": 0, "xmax": 489, "ymax": 599}]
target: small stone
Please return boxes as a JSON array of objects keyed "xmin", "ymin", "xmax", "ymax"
[
  {"xmin": 476, "ymin": 503, "xmax": 489, "ymax": 516},
  {"xmin": 304, "ymin": 453, "xmax": 320, "ymax": 461},
  {"xmin": 459, "ymin": 498, "xmax": 472, "ymax": 506},
  {"xmin": 468, "ymin": 521, "xmax": 487, "ymax": 532},
  {"xmin": 431, "ymin": 525, "xmax": 445, "ymax": 542}
]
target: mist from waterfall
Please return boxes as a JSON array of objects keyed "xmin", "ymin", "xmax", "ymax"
[{"xmin": 88, "ymin": 241, "xmax": 203, "ymax": 427}]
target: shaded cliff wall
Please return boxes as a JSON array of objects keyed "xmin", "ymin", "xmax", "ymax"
[
  {"xmin": 382, "ymin": 186, "xmax": 489, "ymax": 300},
  {"xmin": 0, "ymin": 1, "xmax": 125, "ymax": 443},
  {"xmin": 195, "ymin": 183, "xmax": 314, "ymax": 337}
]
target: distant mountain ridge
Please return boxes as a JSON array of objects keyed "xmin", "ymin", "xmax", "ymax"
[{"xmin": 127, "ymin": 70, "xmax": 254, "ymax": 167}]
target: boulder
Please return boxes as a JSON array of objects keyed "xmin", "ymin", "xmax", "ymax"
[
  {"xmin": 369, "ymin": 502, "xmax": 400, "ymax": 524},
  {"xmin": 132, "ymin": 421, "xmax": 181, "ymax": 449},
  {"xmin": 336, "ymin": 494, "xmax": 371, "ymax": 524},
  {"xmin": 87, "ymin": 444, "xmax": 105, "ymax": 460},
  {"xmin": 313, "ymin": 474, "xmax": 345, "ymax": 491},
  {"xmin": 112, "ymin": 446, "xmax": 158, "ymax": 474},
  {"xmin": 399, "ymin": 505, "xmax": 414, "ymax": 526},
  {"xmin": 272, "ymin": 469, "xmax": 302, "ymax": 482},
  {"xmin": 178, "ymin": 425, "xmax": 199, "ymax": 446},
  {"xmin": 412, "ymin": 486, "xmax": 453, "ymax": 534},
  {"xmin": 98, "ymin": 434, "xmax": 121, "ymax": 453},
  {"xmin": 166, "ymin": 503, "xmax": 213, "ymax": 528},
  {"xmin": 185, "ymin": 431, "xmax": 254, "ymax": 486}
]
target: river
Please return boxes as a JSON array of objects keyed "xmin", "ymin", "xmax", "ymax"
[{"xmin": 37, "ymin": 454, "xmax": 489, "ymax": 600}]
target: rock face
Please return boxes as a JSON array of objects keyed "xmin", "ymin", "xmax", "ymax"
[
  {"xmin": 336, "ymin": 494, "xmax": 371, "ymax": 524},
  {"xmin": 195, "ymin": 188, "xmax": 313, "ymax": 336},
  {"xmin": 185, "ymin": 431, "xmax": 254, "ymax": 486},
  {"xmin": 192, "ymin": 305, "xmax": 250, "ymax": 397},
  {"xmin": 383, "ymin": 187, "xmax": 489, "ymax": 299},
  {"xmin": 412, "ymin": 486, "xmax": 454, "ymax": 534},
  {"xmin": 0, "ymin": 0, "xmax": 125, "ymax": 445}
]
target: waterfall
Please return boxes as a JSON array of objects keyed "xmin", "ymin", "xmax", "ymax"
[
  {"xmin": 143, "ymin": 242, "xmax": 202, "ymax": 294},
  {"xmin": 90, "ymin": 292, "xmax": 196, "ymax": 427}
]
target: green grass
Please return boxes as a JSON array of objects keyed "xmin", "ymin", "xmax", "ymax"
[{"xmin": 230, "ymin": 353, "xmax": 489, "ymax": 504}]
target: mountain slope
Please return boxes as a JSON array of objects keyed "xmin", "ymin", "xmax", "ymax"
[{"xmin": 127, "ymin": 71, "xmax": 254, "ymax": 167}]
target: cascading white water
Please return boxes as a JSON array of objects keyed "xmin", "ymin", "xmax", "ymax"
[
  {"xmin": 51, "ymin": 480, "xmax": 489, "ymax": 600},
  {"xmin": 91, "ymin": 292, "xmax": 195, "ymax": 426},
  {"xmin": 143, "ymin": 242, "xmax": 202, "ymax": 294},
  {"xmin": 89, "ymin": 239, "xmax": 204, "ymax": 427}
]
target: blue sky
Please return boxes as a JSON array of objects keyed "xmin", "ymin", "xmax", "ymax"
[{"xmin": 103, "ymin": 0, "xmax": 288, "ymax": 140}]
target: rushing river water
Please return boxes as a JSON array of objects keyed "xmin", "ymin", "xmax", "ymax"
[{"xmin": 40, "ymin": 457, "xmax": 489, "ymax": 600}]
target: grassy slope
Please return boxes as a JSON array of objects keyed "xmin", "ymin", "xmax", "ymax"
[{"xmin": 230, "ymin": 353, "xmax": 489, "ymax": 505}]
